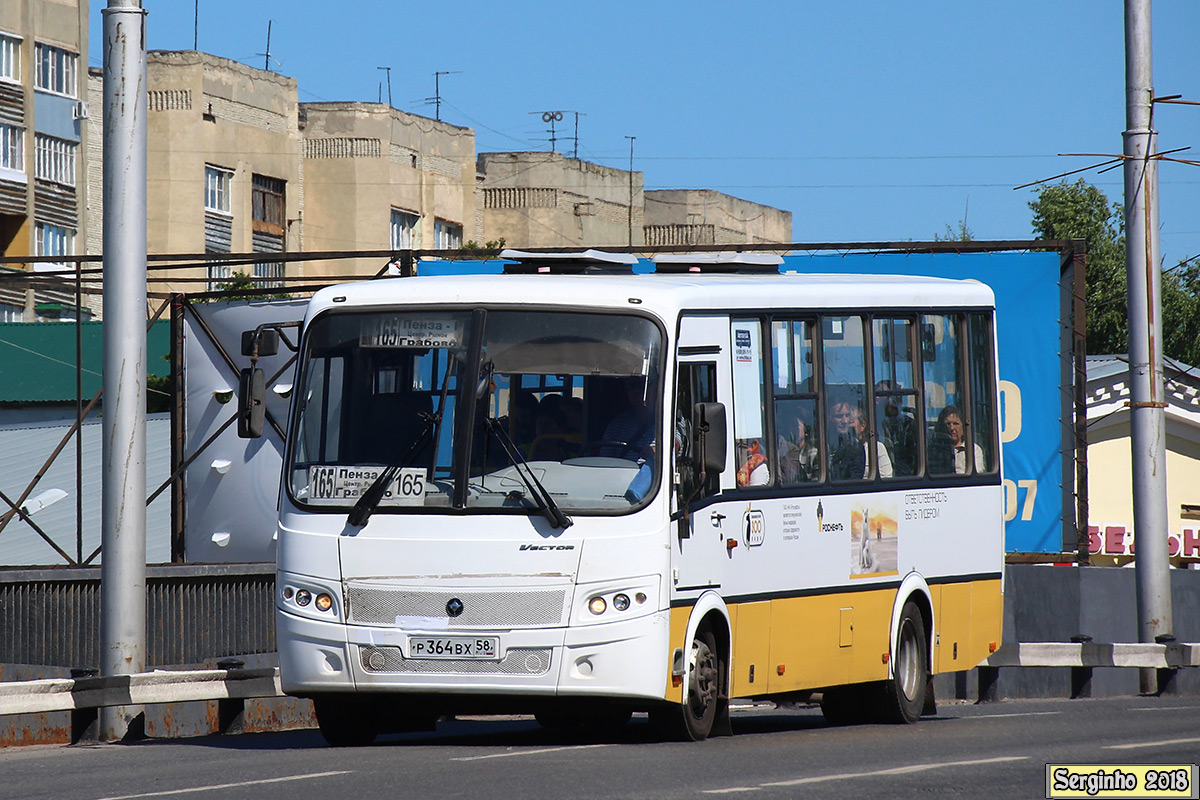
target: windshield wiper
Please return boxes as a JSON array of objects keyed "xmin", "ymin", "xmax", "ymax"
[
  {"xmin": 483, "ymin": 417, "xmax": 573, "ymax": 530},
  {"xmin": 347, "ymin": 412, "xmax": 437, "ymax": 528}
]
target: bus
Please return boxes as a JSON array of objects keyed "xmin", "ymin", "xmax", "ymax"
[{"xmin": 263, "ymin": 251, "xmax": 1004, "ymax": 745}]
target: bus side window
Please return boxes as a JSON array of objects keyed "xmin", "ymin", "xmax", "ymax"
[
  {"xmin": 730, "ymin": 319, "xmax": 770, "ymax": 487},
  {"xmin": 968, "ymin": 313, "xmax": 998, "ymax": 474},
  {"xmin": 676, "ymin": 361, "xmax": 718, "ymax": 501},
  {"xmin": 872, "ymin": 316, "xmax": 920, "ymax": 479},
  {"xmin": 922, "ymin": 314, "xmax": 969, "ymax": 476},
  {"xmin": 824, "ymin": 315, "xmax": 879, "ymax": 481},
  {"xmin": 771, "ymin": 319, "xmax": 820, "ymax": 484}
]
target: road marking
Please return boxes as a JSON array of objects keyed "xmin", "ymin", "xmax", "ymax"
[
  {"xmin": 93, "ymin": 771, "xmax": 351, "ymax": 800},
  {"xmin": 1127, "ymin": 706, "xmax": 1200, "ymax": 712},
  {"xmin": 965, "ymin": 711, "xmax": 1062, "ymax": 720},
  {"xmin": 451, "ymin": 744, "xmax": 611, "ymax": 762},
  {"xmin": 1104, "ymin": 736, "xmax": 1200, "ymax": 750},
  {"xmin": 703, "ymin": 756, "xmax": 1029, "ymax": 793}
]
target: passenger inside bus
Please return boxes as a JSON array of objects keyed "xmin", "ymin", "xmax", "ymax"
[
  {"xmin": 735, "ymin": 438, "xmax": 770, "ymax": 486},
  {"xmin": 829, "ymin": 398, "xmax": 893, "ymax": 480},
  {"xmin": 937, "ymin": 405, "xmax": 983, "ymax": 475},
  {"xmin": 875, "ymin": 380, "xmax": 918, "ymax": 477},
  {"xmin": 597, "ymin": 377, "xmax": 656, "ymax": 462},
  {"xmin": 775, "ymin": 400, "xmax": 818, "ymax": 484}
]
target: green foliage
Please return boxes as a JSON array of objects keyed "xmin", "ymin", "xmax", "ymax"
[
  {"xmin": 1029, "ymin": 178, "xmax": 1200, "ymax": 365},
  {"xmin": 934, "ymin": 220, "xmax": 974, "ymax": 242},
  {"xmin": 146, "ymin": 373, "xmax": 172, "ymax": 413},
  {"xmin": 460, "ymin": 238, "xmax": 507, "ymax": 252},
  {"xmin": 210, "ymin": 270, "xmax": 290, "ymax": 301}
]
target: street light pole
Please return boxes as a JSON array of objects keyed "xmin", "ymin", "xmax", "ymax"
[
  {"xmin": 1123, "ymin": 0, "xmax": 1173, "ymax": 694},
  {"xmin": 100, "ymin": 0, "xmax": 149, "ymax": 740}
]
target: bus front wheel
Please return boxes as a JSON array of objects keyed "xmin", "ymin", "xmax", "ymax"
[
  {"xmin": 652, "ymin": 627, "xmax": 722, "ymax": 741},
  {"xmin": 882, "ymin": 601, "xmax": 928, "ymax": 724},
  {"xmin": 313, "ymin": 695, "xmax": 379, "ymax": 747}
]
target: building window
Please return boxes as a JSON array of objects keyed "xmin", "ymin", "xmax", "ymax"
[
  {"xmin": 34, "ymin": 134, "xmax": 75, "ymax": 186},
  {"xmin": 252, "ymin": 174, "xmax": 285, "ymax": 233},
  {"xmin": 34, "ymin": 43, "xmax": 77, "ymax": 97},
  {"xmin": 0, "ymin": 32, "xmax": 20, "ymax": 84},
  {"xmin": 35, "ymin": 222, "xmax": 73, "ymax": 270},
  {"xmin": 434, "ymin": 219, "xmax": 462, "ymax": 250},
  {"xmin": 205, "ymin": 165, "xmax": 232, "ymax": 215},
  {"xmin": 0, "ymin": 123, "xmax": 24, "ymax": 174},
  {"xmin": 390, "ymin": 209, "xmax": 419, "ymax": 250}
]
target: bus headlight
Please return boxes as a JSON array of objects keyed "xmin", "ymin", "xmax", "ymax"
[
  {"xmin": 612, "ymin": 593, "xmax": 631, "ymax": 612},
  {"xmin": 315, "ymin": 593, "xmax": 334, "ymax": 612},
  {"xmin": 588, "ymin": 596, "xmax": 607, "ymax": 615},
  {"xmin": 295, "ymin": 589, "xmax": 312, "ymax": 607}
]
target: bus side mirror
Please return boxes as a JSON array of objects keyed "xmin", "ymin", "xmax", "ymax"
[
  {"xmin": 242, "ymin": 328, "xmax": 280, "ymax": 358},
  {"xmin": 238, "ymin": 367, "xmax": 266, "ymax": 438},
  {"xmin": 694, "ymin": 402, "xmax": 727, "ymax": 474}
]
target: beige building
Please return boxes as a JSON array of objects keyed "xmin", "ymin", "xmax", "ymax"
[
  {"xmin": 644, "ymin": 189, "xmax": 793, "ymax": 246},
  {"xmin": 478, "ymin": 152, "xmax": 644, "ymax": 249},
  {"xmin": 130, "ymin": 51, "xmax": 304, "ymax": 294},
  {"xmin": 300, "ymin": 102, "xmax": 476, "ymax": 276},
  {"xmin": 1085, "ymin": 355, "xmax": 1200, "ymax": 566},
  {"xmin": 0, "ymin": 0, "xmax": 90, "ymax": 320}
]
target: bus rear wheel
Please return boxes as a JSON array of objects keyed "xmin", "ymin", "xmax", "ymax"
[
  {"xmin": 881, "ymin": 601, "xmax": 928, "ymax": 724},
  {"xmin": 313, "ymin": 695, "xmax": 379, "ymax": 747}
]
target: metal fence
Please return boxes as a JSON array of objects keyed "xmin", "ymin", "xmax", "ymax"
[{"xmin": 0, "ymin": 564, "xmax": 275, "ymax": 668}]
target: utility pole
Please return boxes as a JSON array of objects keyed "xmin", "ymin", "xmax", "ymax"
[
  {"xmin": 432, "ymin": 71, "xmax": 459, "ymax": 121},
  {"xmin": 625, "ymin": 135, "xmax": 635, "ymax": 246},
  {"xmin": 1123, "ymin": 0, "xmax": 1173, "ymax": 695},
  {"xmin": 101, "ymin": 0, "xmax": 148, "ymax": 741}
]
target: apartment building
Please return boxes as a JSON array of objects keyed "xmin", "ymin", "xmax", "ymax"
[
  {"xmin": 644, "ymin": 189, "xmax": 793, "ymax": 246},
  {"xmin": 477, "ymin": 151, "xmax": 644, "ymax": 249},
  {"xmin": 300, "ymin": 101, "xmax": 477, "ymax": 276},
  {"xmin": 0, "ymin": 0, "xmax": 90, "ymax": 320}
]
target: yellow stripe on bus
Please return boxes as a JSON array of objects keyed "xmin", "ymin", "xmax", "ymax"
[{"xmin": 666, "ymin": 578, "xmax": 1002, "ymax": 701}]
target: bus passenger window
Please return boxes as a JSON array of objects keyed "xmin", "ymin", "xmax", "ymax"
[
  {"xmin": 775, "ymin": 398, "xmax": 818, "ymax": 484},
  {"xmin": 872, "ymin": 317, "xmax": 919, "ymax": 478},
  {"xmin": 731, "ymin": 319, "xmax": 770, "ymax": 487},
  {"xmin": 968, "ymin": 313, "xmax": 998, "ymax": 474},
  {"xmin": 922, "ymin": 314, "xmax": 972, "ymax": 475},
  {"xmin": 824, "ymin": 315, "xmax": 887, "ymax": 480}
]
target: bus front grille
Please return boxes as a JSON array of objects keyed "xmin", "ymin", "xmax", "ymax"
[
  {"xmin": 346, "ymin": 585, "xmax": 569, "ymax": 628},
  {"xmin": 359, "ymin": 645, "xmax": 553, "ymax": 676}
]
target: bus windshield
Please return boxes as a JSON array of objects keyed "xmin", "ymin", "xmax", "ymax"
[{"xmin": 288, "ymin": 308, "xmax": 664, "ymax": 516}]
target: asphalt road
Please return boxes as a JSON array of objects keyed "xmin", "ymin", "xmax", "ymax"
[{"xmin": 2, "ymin": 695, "xmax": 1198, "ymax": 800}]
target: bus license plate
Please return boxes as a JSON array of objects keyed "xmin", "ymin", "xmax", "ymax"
[{"xmin": 408, "ymin": 636, "xmax": 499, "ymax": 660}]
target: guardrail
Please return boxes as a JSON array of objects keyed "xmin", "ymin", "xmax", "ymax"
[
  {"xmin": 978, "ymin": 642, "xmax": 1200, "ymax": 701},
  {"xmin": 0, "ymin": 666, "xmax": 285, "ymax": 742}
]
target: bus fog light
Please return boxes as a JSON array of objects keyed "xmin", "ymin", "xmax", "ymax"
[
  {"xmin": 282, "ymin": 586, "xmax": 294, "ymax": 600},
  {"xmin": 613, "ymin": 593, "xmax": 630, "ymax": 611},
  {"xmin": 635, "ymin": 592, "xmax": 647, "ymax": 604},
  {"xmin": 588, "ymin": 596, "xmax": 607, "ymax": 615},
  {"xmin": 295, "ymin": 589, "xmax": 312, "ymax": 607},
  {"xmin": 315, "ymin": 593, "xmax": 333, "ymax": 612}
]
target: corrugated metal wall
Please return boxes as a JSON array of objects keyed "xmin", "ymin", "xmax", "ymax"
[{"xmin": 0, "ymin": 564, "xmax": 275, "ymax": 668}]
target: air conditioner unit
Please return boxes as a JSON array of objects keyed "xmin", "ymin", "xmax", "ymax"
[{"xmin": 73, "ymin": 101, "xmax": 90, "ymax": 120}]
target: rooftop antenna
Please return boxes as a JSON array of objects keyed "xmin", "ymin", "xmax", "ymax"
[
  {"xmin": 424, "ymin": 71, "xmax": 459, "ymax": 121},
  {"xmin": 377, "ymin": 66, "xmax": 392, "ymax": 107},
  {"xmin": 530, "ymin": 110, "xmax": 566, "ymax": 153},
  {"xmin": 254, "ymin": 20, "xmax": 283, "ymax": 72},
  {"xmin": 193, "ymin": 0, "xmax": 199, "ymax": 50},
  {"xmin": 625, "ymin": 135, "xmax": 636, "ymax": 245},
  {"xmin": 572, "ymin": 111, "xmax": 585, "ymax": 159}
]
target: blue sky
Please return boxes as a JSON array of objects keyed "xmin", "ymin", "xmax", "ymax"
[{"xmin": 90, "ymin": 2, "xmax": 1200, "ymax": 267}]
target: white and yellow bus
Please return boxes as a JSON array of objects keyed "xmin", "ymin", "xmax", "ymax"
[{"xmin": 269, "ymin": 251, "xmax": 1003, "ymax": 745}]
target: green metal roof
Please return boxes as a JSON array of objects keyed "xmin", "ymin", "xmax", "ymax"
[{"xmin": 0, "ymin": 321, "xmax": 170, "ymax": 404}]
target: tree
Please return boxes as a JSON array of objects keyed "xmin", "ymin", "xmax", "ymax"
[{"xmin": 1029, "ymin": 179, "xmax": 1200, "ymax": 365}]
